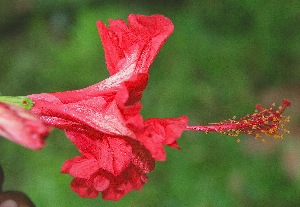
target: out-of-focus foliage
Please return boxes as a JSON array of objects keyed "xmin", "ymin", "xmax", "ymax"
[{"xmin": 1, "ymin": 0, "xmax": 300, "ymax": 206}]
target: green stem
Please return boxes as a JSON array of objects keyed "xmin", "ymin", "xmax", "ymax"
[{"xmin": 0, "ymin": 96, "xmax": 34, "ymax": 110}]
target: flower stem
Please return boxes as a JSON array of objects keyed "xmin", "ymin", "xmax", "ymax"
[{"xmin": 0, "ymin": 96, "xmax": 34, "ymax": 110}]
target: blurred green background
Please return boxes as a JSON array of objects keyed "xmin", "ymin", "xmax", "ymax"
[{"xmin": 1, "ymin": 0, "xmax": 300, "ymax": 206}]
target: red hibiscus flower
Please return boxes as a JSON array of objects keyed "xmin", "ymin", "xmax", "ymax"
[
  {"xmin": 23, "ymin": 13, "xmax": 291, "ymax": 201},
  {"xmin": 0, "ymin": 101, "xmax": 51, "ymax": 150},
  {"xmin": 27, "ymin": 14, "xmax": 188, "ymax": 200}
]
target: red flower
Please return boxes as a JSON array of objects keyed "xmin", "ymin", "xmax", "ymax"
[
  {"xmin": 28, "ymin": 14, "xmax": 188, "ymax": 200},
  {"xmin": 24, "ymin": 13, "xmax": 291, "ymax": 200},
  {"xmin": 0, "ymin": 102, "xmax": 50, "ymax": 150}
]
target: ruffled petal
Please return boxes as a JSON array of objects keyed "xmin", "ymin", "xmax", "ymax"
[
  {"xmin": 102, "ymin": 164, "xmax": 148, "ymax": 201},
  {"xmin": 65, "ymin": 131, "xmax": 133, "ymax": 176},
  {"xmin": 97, "ymin": 14, "xmax": 174, "ymax": 75},
  {"xmin": 115, "ymin": 73, "xmax": 148, "ymax": 108},
  {"xmin": 62, "ymin": 131, "xmax": 155, "ymax": 199},
  {"xmin": 138, "ymin": 116, "xmax": 188, "ymax": 161},
  {"xmin": 70, "ymin": 178, "xmax": 99, "ymax": 198},
  {"xmin": 96, "ymin": 137, "xmax": 133, "ymax": 176},
  {"xmin": 29, "ymin": 94, "xmax": 135, "ymax": 138},
  {"xmin": 61, "ymin": 156, "xmax": 99, "ymax": 179}
]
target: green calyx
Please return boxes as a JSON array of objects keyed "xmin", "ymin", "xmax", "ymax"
[{"xmin": 0, "ymin": 96, "xmax": 34, "ymax": 110}]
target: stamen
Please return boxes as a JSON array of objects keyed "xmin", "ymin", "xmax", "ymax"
[{"xmin": 186, "ymin": 99, "xmax": 291, "ymax": 141}]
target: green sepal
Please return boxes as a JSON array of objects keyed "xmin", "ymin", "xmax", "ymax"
[{"xmin": 0, "ymin": 96, "xmax": 34, "ymax": 110}]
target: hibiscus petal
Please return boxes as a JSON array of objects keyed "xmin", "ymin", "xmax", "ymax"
[
  {"xmin": 97, "ymin": 137, "xmax": 133, "ymax": 176},
  {"xmin": 130, "ymin": 140, "xmax": 155, "ymax": 173},
  {"xmin": 97, "ymin": 14, "xmax": 174, "ymax": 75},
  {"xmin": 138, "ymin": 115, "xmax": 188, "ymax": 161},
  {"xmin": 70, "ymin": 178, "xmax": 98, "ymax": 198},
  {"xmin": 93, "ymin": 175, "xmax": 110, "ymax": 192},
  {"xmin": 64, "ymin": 130, "xmax": 103, "ymax": 156},
  {"xmin": 64, "ymin": 130, "xmax": 133, "ymax": 177},
  {"xmin": 29, "ymin": 95, "xmax": 135, "ymax": 138},
  {"xmin": 63, "ymin": 133, "xmax": 154, "ymax": 199},
  {"xmin": 155, "ymin": 115, "xmax": 189, "ymax": 146},
  {"xmin": 102, "ymin": 164, "xmax": 148, "ymax": 201},
  {"xmin": 114, "ymin": 73, "xmax": 148, "ymax": 129},
  {"xmin": 63, "ymin": 99, "xmax": 135, "ymax": 137},
  {"xmin": 115, "ymin": 73, "xmax": 149, "ymax": 107},
  {"xmin": 138, "ymin": 123, "xmax": 167, "ymax": 161},
  {"xmin": 0, "ymin": 102, "xmax": 50, "ymax": 150},
  {"xmin": 61, "ymin": 156, "xmax": 99, "ymax": 179}
]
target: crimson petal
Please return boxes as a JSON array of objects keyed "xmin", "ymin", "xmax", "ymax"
[
  {"xmin": 0, "ymin": 102, "xmax": 50, "ymax": 150},
  {"xmin": 97, "ymin": 14, "xmax": 174, "ymax": 75}
]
